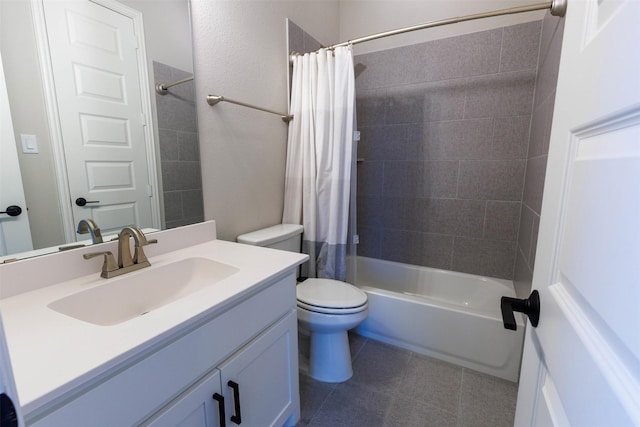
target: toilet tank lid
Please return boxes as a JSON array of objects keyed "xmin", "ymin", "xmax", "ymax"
[{"xmin": 237, "ymin": 224, "xmax": 303, "ymax": 246}]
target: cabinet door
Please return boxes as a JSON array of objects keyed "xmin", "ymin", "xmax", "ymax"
[
  {"xmin": 141, "ymin": 369, "xmax": 224, "ymax": 427},
  {"xmin": 219, "ymin": 311, "xmax": 299, "ymax": 427}
]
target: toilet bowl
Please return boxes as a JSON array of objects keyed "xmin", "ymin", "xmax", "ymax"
[
  {"xmin": 237, "ymin": 224, "xmax": 369, "ymax": 383},
  {"xmin": 296, "ymin": 278, "xmax": 368, "ymax": 382}
]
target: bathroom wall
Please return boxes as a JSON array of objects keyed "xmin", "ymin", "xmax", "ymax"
[
  {"xmin": 153, "ymin": 61, "xmax": 204, "ymax": 229},
  {"xmin": 190, "ymin": 1, "xmax": 340, "ymax": 242},
  {"xmin": 514, "ymin": 11, "xmax": 565, "ymax": 297},
  {"xmin": 355, "ymin": 21, "xmax": 542, "ymax": 280}
]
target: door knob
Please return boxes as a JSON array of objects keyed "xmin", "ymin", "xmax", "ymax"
[
  {"xmin": 75, "ymin": 197, "xmax": 100, "ymax": 207},
  {"xmin": 501, "ymin": 290, "xmax": 540, "ymax": 331},
  {"xmin": 0, "ymin": 205, "xmax": 22, "ymax": 217}
]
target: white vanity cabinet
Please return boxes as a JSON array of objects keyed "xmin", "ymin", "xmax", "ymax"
[
  {"xmin": 26, "ymin": 273, "xmax": 300, "ymax": 427},
  {"xmin": 143, "ymin": 311, "xmax": 298, "ymax": 427}
]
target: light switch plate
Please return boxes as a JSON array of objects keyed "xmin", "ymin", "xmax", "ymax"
[{"xmin": 20, "ymin": 134, "xmax": 39, "ymax": 154}]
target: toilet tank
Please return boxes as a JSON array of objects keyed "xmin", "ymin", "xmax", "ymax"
[{"xmin": 237, "ymin": 224, "xmax": 303, "ymax": 253}]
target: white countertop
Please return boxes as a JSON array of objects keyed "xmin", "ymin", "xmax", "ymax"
[{"xmin": 0, "ymin": 223, "xmax": 307, "ymax": 414}]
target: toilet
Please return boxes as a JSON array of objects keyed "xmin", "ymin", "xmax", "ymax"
[{"xmin": 237, "ymin": 224, "xmax": 368, "ymax": 383}]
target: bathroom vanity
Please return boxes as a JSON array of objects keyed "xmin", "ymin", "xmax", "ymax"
[{"xmin": 0, "ymin": 221, "xmax": 307, "ymax": 426}]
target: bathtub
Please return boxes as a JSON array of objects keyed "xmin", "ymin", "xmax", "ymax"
[{"xmin": 350, "ymin": 256, "xmax": 525, "ymax": 382}]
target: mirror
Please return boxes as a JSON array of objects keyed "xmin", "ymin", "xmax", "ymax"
[{"xmin": 0, "ymin": 0, "xmax": 203, "ymax": 261}]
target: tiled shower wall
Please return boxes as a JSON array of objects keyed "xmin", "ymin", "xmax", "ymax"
[
  {"xmin": 153, "ymin": 61, "xmax": 204, "ymax": 229},
  {"xmin": 514, "ymin": 13, "xmax": 565, "ymax": 296},
  {"xmin": 355, "ymin": 21, "xmax": 543, "ymax": 280}
]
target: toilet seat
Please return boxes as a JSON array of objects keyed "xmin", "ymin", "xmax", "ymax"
[
  {"xmin": 296, "ymin": 278, "xmax": 368, "ymax": 314},
  {"xmin": 297, "ymin": 299, "xmax": 367, "ymax": 315}
]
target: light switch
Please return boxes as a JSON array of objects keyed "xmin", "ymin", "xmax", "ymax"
[{"xmin": 20, "ymin": 134, "xmax": 39, "ymax": 154}]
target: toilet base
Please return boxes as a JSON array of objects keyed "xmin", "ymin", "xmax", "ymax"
[{"xmin": 309, "ymin": 330, "xmax": 352, "ymax": 383}]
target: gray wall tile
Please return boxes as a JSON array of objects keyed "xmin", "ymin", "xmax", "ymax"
[
  {"xmin": 522, "ymin": 156, "xmax": 547, "ymax": 214},
  {"xmin": 357, "ymin": 196, "xmax": 383, "ymax": 227},
  {"xmin": 382, "ymin": 229, "xmax": 423, "ymax": 265},
  {"xmin": 513, "ymin": 249, "xmax": 533, "ymax": 299},
  {"xmin": 464, "ymin": 70, "xmax": 536, "ymax": 119},
  {"xmin": 356, "ymin": 89, "xmax": 387, "ymax": 126},
  {"xmin": 534, "ymin": 13, "xmax": 565, "ymax": 110},
  {"xmin": 163, "ymin": 191, "xmax": 182, "ymax": 222},
  {"xmin": 420, "ymin": 79, "xmax": 467, "ymax": 122},
  {"xmin": 457, "ymin": 160, "xmax": 526, "ymax": 201},
  {"xmin": 357, "ymin": 161, "xmax": 384, "ymax": 196},
  {"xmin": 492, "ymin": 116, "xmax": 531, "ymax": 160},
  {"xmin": 452, "ymin": 237, "xmax": 516, "ymax": 279},
  {"xmin": 354, "ymin": 21, "xmax": 544, "ymax": 280},
  {"xmin": 358, "ymin": 225, "xmax": 382, "ymax": 258},
  {"xmin": 386, "ymin": 90, "xmax": 424, "ymax": 124},
  {"xmin": 419, "ymin": 233, "xmax": 454, "ymax": 270},
  {"xmin": 154, "ymin": 61, "xmax": 203, "ymax": 229},
  {"xmin": 515, "ymin": 11, "xmax": 564, "ymax": 296},
  {"xmin": 500, "ymin": 21, "xmax": 542, "ymax": 72},
  {"xmin": 158, "ymin": 128, "xmax": 179, "ymax": 161},
  {"xmin": 424, "ymin": 161, "xmax": 459, "ymax": 198},
  {"xmin": 517, "ymin": 204, "xmax": 534, "ymax": 261},
  {"xmin": 178, "ymin": 131, "xmax": 199, "ymax": 161},
  {"xmin": 485, "ymin": 201, "xmax": 521, "ymax": 241},
  {"xmin": 528, "ymin": 94, "xmax": 555, "ymax": 158},
  {"xmin": 425, "ymin": 119, "xmax": 493, "ymax": 160},
  {"xmin": 383, "ymin": 161, "xmax": 424, "ymax": 197}
]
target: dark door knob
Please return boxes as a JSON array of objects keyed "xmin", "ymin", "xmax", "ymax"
[
  {"xmin": 0, "ymin": 393, "xmax": 18, "ymax": 427},
  {"xmin": 0, "ymin": 205, "xmax": 22, "ymax": 217},
  {"xmin": 501, "ymin": 290, "xmax": 540, "ymax": 331},
  {"xmin": 75, "ymin": 197, "xmax": 100, "ymax": 207}
]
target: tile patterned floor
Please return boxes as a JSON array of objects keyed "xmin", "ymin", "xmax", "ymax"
[{"xmin": 297, "ymin": 333, "xmax": 518, "ymax": 427}]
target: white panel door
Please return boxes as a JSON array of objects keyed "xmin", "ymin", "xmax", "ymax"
[
  {"xmin": 0, "ymin": 52, "xmax": 33, "ymax": 257},
  {"xmin": 43, "ymin": 0, "xmax": 154, "ymax": 237},
  {"xmin": 514, "ymin": 0, "xmax": 640, "ymax": 425}
]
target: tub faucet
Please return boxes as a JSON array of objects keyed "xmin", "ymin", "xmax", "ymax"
[
  {"xmin": 83, "ymin": 226, "xmax": 157, "ymax": 278},
  {"xmin": 77, "ymin": 218, "xmax": 103, "ymax": 244}
]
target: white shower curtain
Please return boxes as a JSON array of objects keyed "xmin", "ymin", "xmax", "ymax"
[{"xmin": 282, "ymin": 46, "xmax": 355, "ymax": 280}]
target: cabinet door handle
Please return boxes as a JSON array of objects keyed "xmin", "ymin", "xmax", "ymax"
[
  {"xmin": 212, "ymin": 393, "xmax": 226, "ymax": 427},
  {"xmin": 227, "ymin": 380, "xmax": 242, "ymax": 425}
]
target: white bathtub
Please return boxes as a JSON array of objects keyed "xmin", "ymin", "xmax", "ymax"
[{"xmin": 350, "ymin": 256, "xmax": 525, "ymax": 382}]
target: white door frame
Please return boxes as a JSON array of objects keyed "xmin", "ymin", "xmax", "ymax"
[{"xmin": 31, "ymin": 0, "xmax": 161, "ymax": 243}]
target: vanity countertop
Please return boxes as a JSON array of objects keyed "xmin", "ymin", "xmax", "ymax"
[{"xmin": 0, "ymin": 223, "xmax": 307, "ymax": 414}]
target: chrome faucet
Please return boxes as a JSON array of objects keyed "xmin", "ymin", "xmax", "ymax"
[
  {"xmin": 77, "ymin": 219, "xmax": 103, "ymax": 244},
  {"xmin": 83, "ymin": 227, "xmax": 157, "ymax": 278}
]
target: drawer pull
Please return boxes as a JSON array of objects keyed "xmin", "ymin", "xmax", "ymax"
[
  {"xmin": 228, "ymin": 381, "xmax": 242, "ymax": 424},
  {"xmin": 212, "ymin": 393, "xmax": 226, "ymax": 427}
]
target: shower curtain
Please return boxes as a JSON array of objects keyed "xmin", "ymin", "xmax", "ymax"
[{"xmin": 282, "ymin": 46, "xmax": 355, "ymax": 280}]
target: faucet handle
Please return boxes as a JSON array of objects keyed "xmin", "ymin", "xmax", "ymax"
[{"xmin": 83, "ymin": 251, "xmax": 118, "ymax": 278}]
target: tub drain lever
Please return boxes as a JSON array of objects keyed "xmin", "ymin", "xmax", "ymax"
[{"xmin": 500, "ymin": 290, "xmax": 540, "ymax": 331}]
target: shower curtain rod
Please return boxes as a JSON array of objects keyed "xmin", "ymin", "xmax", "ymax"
[
  {"xmin": 155, "ymin": 76, "xmax": 194, "ymax": 95},
  {"xmin": 206, "ymin": 94, "xmax": 294, "ymax": 123},
  {"xmin": 294, "ymin": 0, "xmax": 566, "ymax": 55}
]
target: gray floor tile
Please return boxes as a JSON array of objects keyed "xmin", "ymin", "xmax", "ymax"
[
  {"xmin": 349, "ymin": 339, "xmax": 412, "ymax": 393},
  {"xmin": 383, "ymin": 395, "xmax": 458, "ymax": 427},
  {"xmin": 308, "ymin": 381, "xmax": 392, "ymax": 427},
  {"xmin": 297, "ymin": 374, "xmax": 337, "ymax": 426},
  {"xmin": 459, "ymin": 369, "xmax": 519, "ymax": 427},
  {"xmin": 401, "ymin": 353, "xmax": 463, "ymax": 414}
]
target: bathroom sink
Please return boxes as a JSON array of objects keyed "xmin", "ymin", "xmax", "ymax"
[{"xmin": 48, "ymin": 257, "xmax": 239, "ymax": 326}]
